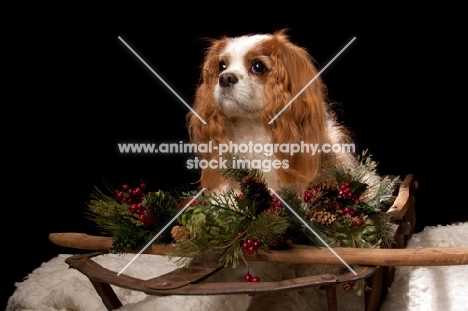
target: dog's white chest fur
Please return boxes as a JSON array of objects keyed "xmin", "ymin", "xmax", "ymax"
[{"xmin": 226, "ymin": 117, "xmax": 281, "ymax": 192}]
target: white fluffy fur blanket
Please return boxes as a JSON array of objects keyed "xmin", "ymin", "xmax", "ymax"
[{"xmin": 7, "ymin": 223, "xmax": 468, "ymax": 311}]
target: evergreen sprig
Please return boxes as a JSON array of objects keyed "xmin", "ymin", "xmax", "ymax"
[
  {"xmin": 322, "ymin": 150, "xmax": 382, "ymax": 201},
  {"xmin": 220, "ymin": 154, "xmax": 266, "ymax": 183},
  {"xmin": 110, "ymin": 219, "xmax": 155, "ymax": 253},
  {"xmin": 171, "ymin": 194, "xmax": 247, "ymax": 267},
  {"xmin": 85, "ymin": 186, "xmax": 141, "ymax": 236},
  {"xmin": 324, "ymin": 212, "xmax": 395, "ymax": 249},
  {"xmin": 86, "ymin": 184, "xmax": 184, "ymax": 253},
  {"xmin": 171, "ymin": 185, "xmax": 290, "ymax": 268},
  {"xmin": 365, "ymin": 175, "xmax": 400, "ymax": 211},
  {"xmin": 246, "ymin": 211, "xmax": 290, "ymax": 248}
]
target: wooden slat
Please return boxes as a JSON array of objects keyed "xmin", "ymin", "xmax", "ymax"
[
  {"xmin": 246, "ymin": 245, "xmax": 468, "ymax": 266},
  {"xmin": 50, "ymin": 233, "xmax": 468, "ymax": 267},
  {"xmin": 386, "ymin": 174, "xmax": 414, "ymax": 220}
]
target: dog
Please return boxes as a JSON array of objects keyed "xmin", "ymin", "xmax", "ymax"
[{"xmin": 187, "ymin": 30, "xmax": 360, "ymax": 195}]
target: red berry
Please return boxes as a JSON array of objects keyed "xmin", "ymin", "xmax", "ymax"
[
  {"xmin": 238, "ymin": 193, "xmax": 244, "ymax": 199},
  {"xmin": 304, "ymin": 190, "xmax": 313, "ymax": 203},
  {"xmin": 246, "ymin": 246, "xmax": 255, "ymax": 254},
  {"xmin": 348, "ymin": 209, "xmax": 356, "ymax": 217},
  {"xmin": 252, "ymin": 240, "xmax": 260, "ymax": 249},
  {"xmin": 133, "ymin": 188, "xmax": 141, "ymax": 196},
  {"xmin": 343, "ymin": 207, "xmax": 350, "ymax": 214},
  {"xmin": 242, "ymin": 242, "xmax": 249, "ymax": 249},
  {"xmin": 122, "ymin": 184, "xmax": 129, "ymax": 191},
  {"xmin": 140, "ymin": 182, "xmax": 146, "ymax": 189},
  {"xmin": 352, "ymin": 219, "xmax": 362, "ymax": 227},
  {"xmin": 246, "ymin": 239, "xmax": 253, "ymax": 247},
  {"xmin": 251, "ymin": 276, "xmax": 260, "ymax": 282},
  {"xmin": 243, "ymin": 273, "xmax": 252, "ymax": 282},
  {"xmin": 115, "ymin": 190, "xmax": 123, "ymax": 200}
]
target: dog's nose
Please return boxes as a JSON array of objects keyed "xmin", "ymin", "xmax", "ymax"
[{"xmin": 219, "ymin": 72, "xmax": 238, "ymax": 87}]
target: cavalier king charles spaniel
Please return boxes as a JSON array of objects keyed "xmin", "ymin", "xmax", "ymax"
[{"xmin": 187, "ymin": 30, "xmax": 361, "ymax": 194}]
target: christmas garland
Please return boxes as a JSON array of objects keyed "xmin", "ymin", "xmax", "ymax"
[{"xmin": 86, "ymin": 151, "xmax": 399, "ymax": 270}]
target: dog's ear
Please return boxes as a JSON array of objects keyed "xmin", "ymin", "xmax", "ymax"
[
  {"xmin": 186, "ymin": 38, "xmax": 232, "ymax": 191},
  {"xmin": 187, "ymin": 38, "xmax": 231, "ymax": 147},
  {"xmin": 262, "ymin": 31, "xmax": 332, "ymax": 188}
]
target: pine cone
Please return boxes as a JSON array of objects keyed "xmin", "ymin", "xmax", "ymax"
[
  {"xmin": 338, "ymin": 267, "xmax": 358, "ymax": 291},
  {"xmin": 171, "ymin": 225, "xmax": 190, "ymax": 242},
  {"xmin": 305, "ymin": 181, "xmax": 342, "ymax": 212},
  {"xmin": 240, "ymin": 175, "xmax": 272, "ymax": 215},
  {"xmin": 320, "ymin": 198, "xmax": 343, "ymax": 213},
  {"xmin": 342, "ymin": 281, "xmax": 357, "ymax": 291},
  {"xmin": 309, "ymin": 210, "xmax": 336, "ymax": 226}
]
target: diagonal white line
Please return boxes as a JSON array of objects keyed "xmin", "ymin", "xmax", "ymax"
[
  {"xmin": 269, "ymin": 188, "xmax": 357, "ymax": 275},
  {"xmin": 118, "ymin": 36, "xmax": 207, "ymax": 124},
  {"xmin": 268, "ymin": 37, "xmax": 356, "ymax": 124},
  {"xmin": 117, "ymin": 188, "xmax": 206, "ymax": 276}
]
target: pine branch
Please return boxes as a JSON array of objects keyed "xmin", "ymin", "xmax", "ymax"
[
  {"xmin": 247, "ymin": 212, "xmax": 290, "ymax": 248},
  {"xmin": 220, "ymin": 154, "xmax": 266, "ymax": 183},
  {"xmin": 278, "ymin": 184, "xmax": 304, "ymax": 212},
  {"xmin": 274, "ymin": 185, "xmax": 334, "ymax": 246},
  {"xmin": 365, "ymin": 175, "xmax": 400, "ymax": 210},
  {"xmin": 144, "ymin": 190, "xmax": 178, "ymax": 217},
  {"xmin": 322, "ymin": 149, "xmax": 378, "ymax": 189},
  {"xmin": 85, "ymin": 186, "xmax": 140, "ymax": 236},
  {"xmin": 110, "ymin": 219, "xmax": 154, "ymax": 253},
  {"xmin": 206, "ymin": 189, "xmax": 250, "ymax": 218}
]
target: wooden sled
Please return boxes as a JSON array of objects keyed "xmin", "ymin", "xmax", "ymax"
[{"xmin": 49, "ymin": 175, "xmax": 468, "ymax": 311}]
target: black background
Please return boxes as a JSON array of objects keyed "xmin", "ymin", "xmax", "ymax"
[{"xmin": 4, "ymin": 6, "xmax": 466, "ymax": 308}]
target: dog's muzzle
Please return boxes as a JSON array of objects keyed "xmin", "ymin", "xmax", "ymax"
[{"xmin": 219, "ymin": 72, "xmax": 238, "ymax": 87}]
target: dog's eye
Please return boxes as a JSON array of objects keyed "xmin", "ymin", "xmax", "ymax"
[
  {"xmin": 219, "ymin": 61, "xmax": 227, "ymax": 72},
  {"xmin": 251, "ymin": 61, "xmax": 267, "ymax": 74}
]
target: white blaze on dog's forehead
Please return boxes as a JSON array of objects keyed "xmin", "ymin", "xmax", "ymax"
[{"xmin": 221, "ymin": 34, "xmax": 271, "ymax": 70}]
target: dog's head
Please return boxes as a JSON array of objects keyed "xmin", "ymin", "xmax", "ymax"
[{"xmin": 188, "ymin": 30, "xmax": 346, "ymax": 190}]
